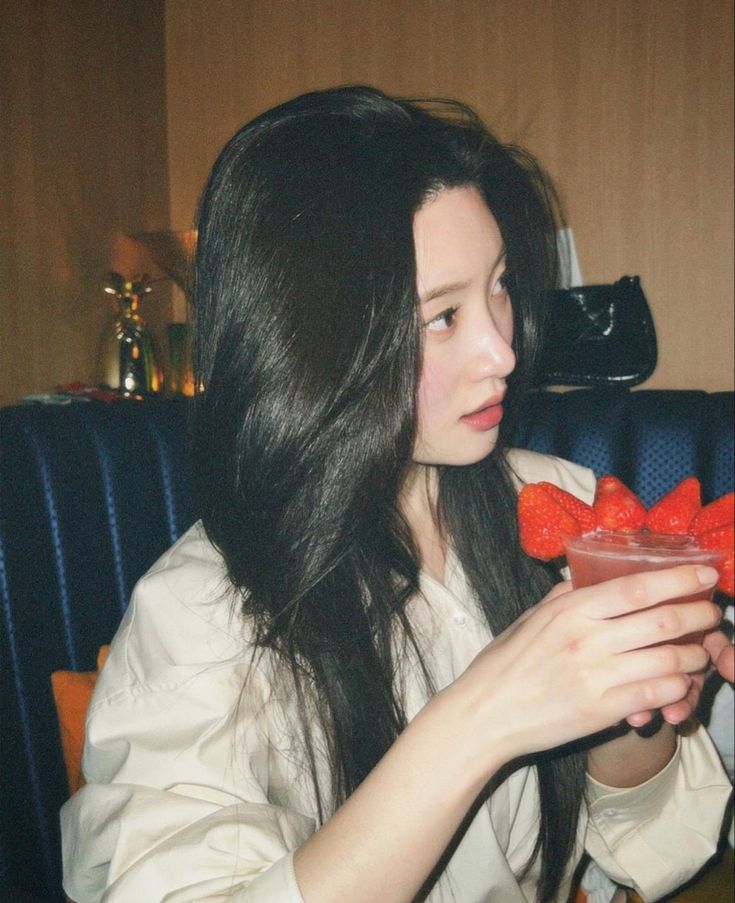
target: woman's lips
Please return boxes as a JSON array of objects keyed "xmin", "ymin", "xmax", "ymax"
[{"xmin": 460, "ymin": 400, "xmax": 504, "ymax": 431}]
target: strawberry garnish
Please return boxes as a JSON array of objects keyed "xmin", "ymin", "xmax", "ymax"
[
  {"xmin": 691, "ymin": 492, "xmax": 735, "ymax": 536},
  {"xmin": 517, "ymin": 473, "xmax": 734, "ymax": 597},
  {"xmin": 698, "ymin": 523, "xmax": 735, "ymax": 596},
  {"xmin": 537, "ymin": 482, "xmax": 596, "ymax": 533},
  {"xmin": 717, "ymin": 556, "xmax": 735, "ymax": 598},
  {"xmin": 645, "ymin": 477, "xmax": 701, "ymax": 535},
  {"xmin": 593, "ymin": 475, "xmax": 647, "ymax": 533},
  {"xmin": 518, "ymin": 483, "xmax": 581, "ymax": 561}
]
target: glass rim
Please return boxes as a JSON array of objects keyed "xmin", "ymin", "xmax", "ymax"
[{"xmin": 562, "ymin": 530, "xmax": 723, "ymax": 562}]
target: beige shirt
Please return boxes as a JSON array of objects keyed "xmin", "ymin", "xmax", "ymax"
[{"xmin": 61, "ymin": 450, "xmax": 732, "ymax": 903}]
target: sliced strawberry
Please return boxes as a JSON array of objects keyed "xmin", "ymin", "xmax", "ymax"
[
  {"xmin": 645, "ymin": 477, "xmax": 701, "ymax": 535},
  {"xmin": 537, "ymin": 481, "xmax": 596, "ymax": 533},
  {"xmin": 518, "ymin": 484, "xmax": 581, "ymax": 561},
  {"xmin": 593, "ymin": 475, "xmax": 647, "ymax": 533},
  {"xmin": 691, "ymin": 492, "xmax": 735, "ymax": 536},
  {"xmin": 698, "ymin": 523, "xmax": 735, "ymax": 597}
]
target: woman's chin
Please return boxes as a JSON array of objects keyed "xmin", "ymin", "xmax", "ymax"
[{"xmin": 412, "ymin": 429, "xmax": 499, "ymax": 467}]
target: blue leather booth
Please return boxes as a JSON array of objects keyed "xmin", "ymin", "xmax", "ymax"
[{"xmin": 1, "ymin": 389, "xmax": 733, "ymax": 901}]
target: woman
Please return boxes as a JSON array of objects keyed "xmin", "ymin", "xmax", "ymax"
[{"xmin": 62, "ymin": 86, "xmax": 731, "ymax": 903}]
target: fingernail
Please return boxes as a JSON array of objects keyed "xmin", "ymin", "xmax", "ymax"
[{"xmin": 696, "ymin": 566, "xmax": 718, "ymax": 585}]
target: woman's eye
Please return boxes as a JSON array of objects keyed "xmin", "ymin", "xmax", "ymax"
[
  {"xmin": 491, "ymin": 273, "xmax": 508, "ymax": 297},
  {"xmin": 425, "ymin": 306, "xmax": 458, "ymax": 332}
]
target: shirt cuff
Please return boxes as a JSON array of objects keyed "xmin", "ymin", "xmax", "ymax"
[
  {"xmin": 585, "ymin": 725, "xmax": 733, "ymax": 901},
  {"xmin": 586, "ymin": 734, "xmax": 683, "ymax": 825},
  {"xmin": 231, "ymin": 851, "xmax": 305, "ymax": 902}
]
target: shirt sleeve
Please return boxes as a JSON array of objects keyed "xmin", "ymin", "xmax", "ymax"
[
  {"xmin": 62, "ymin": 784, "xmax": 310, "ymax": 902},
  {"xmin": 583, "ymin": 724, "xmax": 733, "ymax": 902},
  {"xmin": 60, "ymin": 660, "xmax": 314, "ymax": 903},
  {"xmin": 60, "ymin": 530, "xmax": 315, "ymax": 903}
]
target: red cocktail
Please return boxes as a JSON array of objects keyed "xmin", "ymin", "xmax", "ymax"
[{"xmin": 564, "ymin": 531, "xmax": 723, "ymax": 644}]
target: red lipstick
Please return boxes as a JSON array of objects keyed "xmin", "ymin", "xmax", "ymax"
[{"xmin": 460, "ymin": 398, "xmax": 504, "ymax": 431}]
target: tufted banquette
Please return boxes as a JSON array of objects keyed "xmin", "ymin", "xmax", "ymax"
[{"xmin": 1, "ymin": 388, "xmax": 733, "ymax": 901}]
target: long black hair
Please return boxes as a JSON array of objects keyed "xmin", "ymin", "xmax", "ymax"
[{"xmin": 193, "ymin": 85, "xmax": 584, "ymax": 903}]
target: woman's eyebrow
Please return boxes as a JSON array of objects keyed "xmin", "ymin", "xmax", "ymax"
[
  {"xmin": 420, "ymin": 280, "xmax": 471, "ymax": 305},
  {"xmin": 419, "ymin": 251, "xmax": 507, "ymax": 305}
]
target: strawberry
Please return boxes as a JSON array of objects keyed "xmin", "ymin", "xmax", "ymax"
[
  {"xmin": 593, "ymin": 475, "xmax": 647, "ymax": 533},
  {"xmin": 537, "ymin": 481, "xmax": 596, "ymax": 533},
  {"xmin": 518, "ymin": 484, "xmax": 581, "ymax": 561},
  {"xmin": 698, "ymin": 523, "xmax": 735, "ymax": 597},
  {"xmin": 690, "ymin": 492, "xmax": 735, "ymax": 536},
  {"xmin": 696, "ymin": 523, "xmax": 733, "ymax": 555},
  {"xmin": 717, "ymin": 556, "xmax": 735, "ymax": 598},
  {"xmin": 645, "ymin": 477, "xmax": 701, "ymax": 535}
]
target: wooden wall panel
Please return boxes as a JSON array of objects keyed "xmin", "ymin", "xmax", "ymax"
[
  {"xmin": 166, "ymin": 0, "xmax": 733, "ymax": 391},
  {"xmin": 0, "ymin": 0, "xmax": 170, "ymax": 407}
]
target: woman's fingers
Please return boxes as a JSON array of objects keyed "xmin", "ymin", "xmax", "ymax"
[
  {"xmin": 533, "ymin": 571, "xmax": 719, "ymax": 657},
  {"xmin": 626, "ymin": 685, "xmax": 698, "ymax": 728},
  {"xmin": 659, "ymin": 684, "xmax": 699, "ymax": 725},
  {"xmin": 703, "ymin": 629, "xmax": 735, "ymax": 682},
  {"xmin": 473, "ymin": 572, "xmax": 721, "ymax": 757},
  {"xmin": 577, "ymin": 565, "xmax": 719, "ymax": 621},
  {"xmin": 626, "ymin": 711, "xmax": 655, "ymax": 728},
  {"xmin": 602, "ymin": 642, "xmax": 710, "ymax": 687},
  {"xmin": 619, "ymin": 647, "xmax": 706, "ymax": 725},
  {"xmin": 714, "ymin": 644, "xmax": 735, "ymax": 683},
  {"xmin": 625, "ymin": 646, "xmax": 709, "ymax": 727},
  {"xmin": 600, "ymin": 599, "xmax": 721, "ymax": 653},
  {"xmin": 602, "ymin": 673, "xmax": 694, "ymax": 722}
]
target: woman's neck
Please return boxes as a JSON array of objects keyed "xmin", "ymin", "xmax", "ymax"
[{"xmin": 400, "ymin": 464, "xmax": 446, "ymax": 583}]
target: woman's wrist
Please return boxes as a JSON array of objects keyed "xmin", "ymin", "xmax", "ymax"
[{"xmin": 425, "ymin": 680, "xmax": 510, "ymax": 793}]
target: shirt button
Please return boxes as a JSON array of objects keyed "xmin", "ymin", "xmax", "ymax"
[{"xmin": 452, "ymin": 612, "xmax": 467, "ymax": 627}]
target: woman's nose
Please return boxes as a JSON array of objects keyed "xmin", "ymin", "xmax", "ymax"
[{"xmin": 472, "ymin": 318, "xmax": 516, "ymax": 380}]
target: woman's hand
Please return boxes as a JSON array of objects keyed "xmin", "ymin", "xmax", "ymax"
[
  {"xmin": 448, "ymin": 564, "xmax": 721, "ymax": 776},
  {"xmin": 704, "ymin": 628, "xmax": 735, "ymax": 682},
  {"xmin": 293, "ymin": 566, "xmax": 722, "ymax": 903},
  {"xmin": 626, "ymin": 627, "xmax": 734, "ymax": 728}
]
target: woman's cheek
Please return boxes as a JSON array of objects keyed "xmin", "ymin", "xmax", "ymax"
[
  {"xmin": 418, "ymin": 356, "xmax": 457, "ymax": 429},
  {"xmin": 418, "ymin": 360, "xmax": 444, "ymax": 412}
]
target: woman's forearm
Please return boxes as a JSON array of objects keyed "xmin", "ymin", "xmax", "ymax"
[
  {"xmin": 293, "ymin": 688, "xmax": 495, "ymax": 903},
  {"xmin": 586, "ymin": 720, "xmax": 677, "ymax": 788}
]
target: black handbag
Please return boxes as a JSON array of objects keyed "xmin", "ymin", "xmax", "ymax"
[{"xmin": 534, "ymin": 275, "xmax": 658, "ymax": 388}]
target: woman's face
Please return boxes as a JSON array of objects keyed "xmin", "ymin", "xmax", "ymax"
[{"xmin": 412, "ymin": 186, "xmax": 516, "ymax": 467}]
